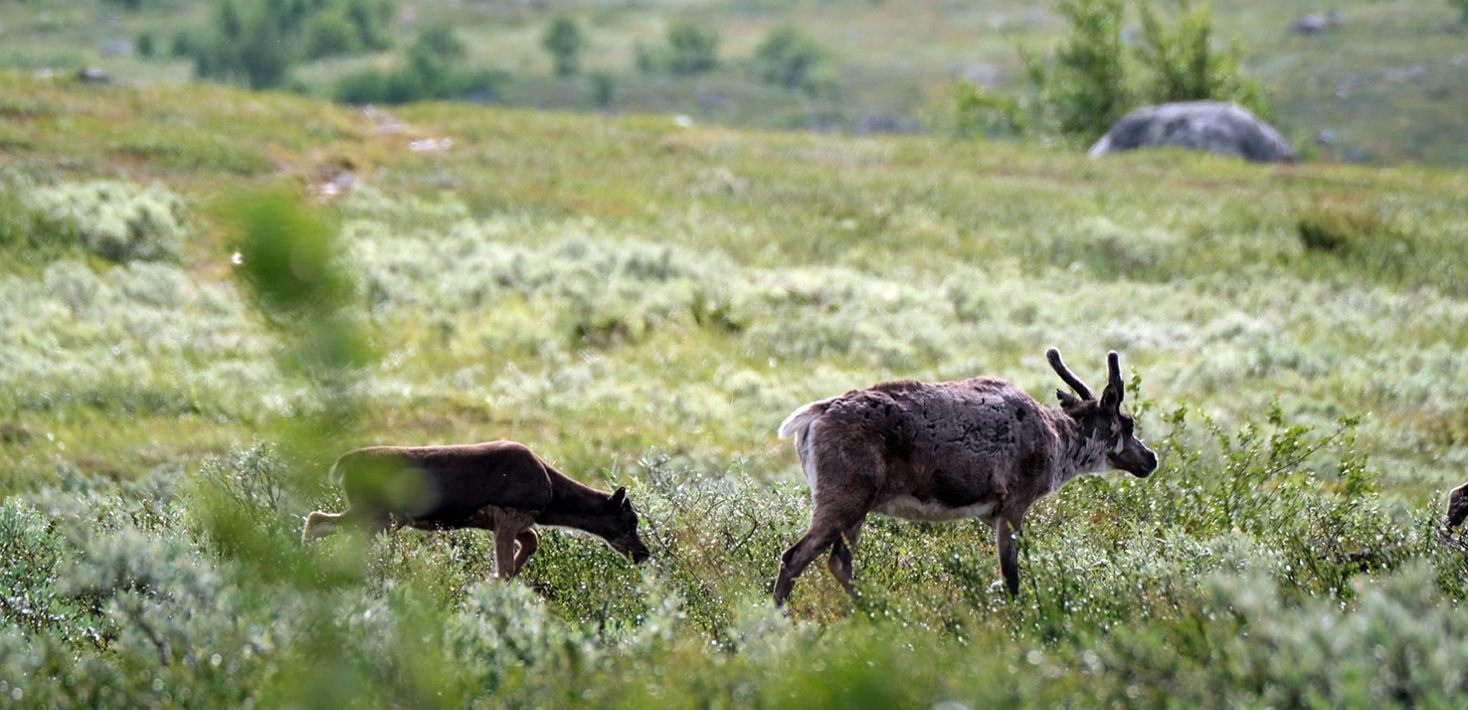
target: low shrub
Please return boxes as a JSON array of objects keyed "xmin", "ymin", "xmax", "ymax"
[{"xmin": 26, "ymin": 181, "xmax": 187, "ymax": 263}]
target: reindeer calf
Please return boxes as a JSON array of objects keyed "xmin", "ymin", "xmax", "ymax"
[
  {"xmin": 303, "ymin": 440, "xmax": 651, "ymax": 578},
  {"xmin": 773, "ymin": 349, "xmax": 1158, "ymax": 604}
]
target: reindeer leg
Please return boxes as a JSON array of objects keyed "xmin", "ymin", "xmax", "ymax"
[
  {"xmin": 490, "ymin": 510, "xmax": 536, "ymax": 580},
  {"xmin": 302, "ymin": 511, "xmax": 345, "ymax": 541},
  {"xmin": 774, "ymin": 527, "xmax": 838, "ymax": 606},
  {"xmin": 995, "ymin": 510, "xmax": 1026, "ymax": 597},
  {"xmin": 513, "ymin": 529, "xmax": 540, "ymax": 576},
  {"xmin": 825, "ymin": 519, "xmax": 865, "ymax": 596},
  {"xmin": 775, "ymin": 506, "xmax": 865, "ymax": 606}
]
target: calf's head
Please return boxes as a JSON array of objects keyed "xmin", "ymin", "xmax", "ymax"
[
  {"xmin": 597, "ymin": 488, "xmax": 652, "ymax": 564},
  {"xmin": 1048, "ymin": 348, "xmax": 1159, "ymax": 478}
]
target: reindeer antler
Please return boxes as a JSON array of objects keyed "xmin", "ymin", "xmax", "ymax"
[
  {"xmin": 1106, "ymin": 351, "xmax": 1124, "ymax": 403},
  {"xmin": 1046, "ymin": 348, "xmax": 1093, "ymax": 400}
]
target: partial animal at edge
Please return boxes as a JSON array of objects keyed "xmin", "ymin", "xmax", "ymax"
[
  {"xmin": 773, "ymin": 348, "xmax": 1158, "ymax": 605},
  {"xmin": 1447, "ymin": 481, "xmax": 1468, "ymax": 531},
  {"xmin": 303, "ymin": 440, "xmax": 651, "ymax": 579}
]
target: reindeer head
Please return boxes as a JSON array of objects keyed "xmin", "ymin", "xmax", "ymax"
[
  {"xmin": 1047, "ymin": 348, "xmax": 1159, "ymax": 478},
  {"xmin": 600, "ymin": 487, "xmax": 653, "ymax": 564}
]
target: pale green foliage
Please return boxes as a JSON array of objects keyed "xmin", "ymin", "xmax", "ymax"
[
  {"xmin": 27, "ymin": 181, "xmax": 186, "ymax": 263},
  {"xmin": 964, "ymin": 0, "xmax": 1266, "ymax": 140},
  {"xmin": 0, "ymin": 258, "xmax": 277, "ymax": 422}
]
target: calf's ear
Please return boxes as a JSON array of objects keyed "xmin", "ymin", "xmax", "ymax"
[{"xmin": 609, "ymin": 487, "xmax": 627, "ymax": 509}]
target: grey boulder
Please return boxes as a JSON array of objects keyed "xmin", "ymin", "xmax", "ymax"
[{"xmin": 1088, "ymin": 101, "xmax": 1294, "ymax": 163}]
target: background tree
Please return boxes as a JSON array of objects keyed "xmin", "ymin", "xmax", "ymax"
[
  {"xmin": 334, "ymin": 26, "xmax": 502, "ymax": 105},
  {"xmin": 1024, "ymin": 0, "xmax": 1130, "ymax": 140},
  {"xmin": 754, "ymin": 24, "xmax": 825, "ymax": 94},
  {"xmin": 186, "ymin": 0, "xmax": 396, "ymax": 90},
  {"xmin": 665, "ymin": 20, "xmax": 718, "ymax": 75},
  {"xmin": 958, "ymin": 0, "xmax": 1264, "ymax": 141},
  {"xmin": 1450, "ymin": 0, "xmax": 1468, "ymax": 26},
  {"xmin": 542, "ymin": 16, "xmax": 585, "ymax": 78},
  {"xmin": 1134, "ymin": 0, "xmax": 1264, "ymax": 114}
]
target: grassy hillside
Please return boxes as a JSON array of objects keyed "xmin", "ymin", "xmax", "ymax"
[
  {"xmin": 2, "ymin": 0, "xmax": 1466, "ymax": 165},
  {"xmin": 2, "ymin": 70, "xmax": 1468, "ymax": 706}
]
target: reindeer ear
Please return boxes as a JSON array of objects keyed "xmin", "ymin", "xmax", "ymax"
[
  {"xmin": 1100, "ymin": 351, "xmax": 1125, "ymax": 409},
  {"xmin": 609, "ymin": 487, "xmax": 627, "ymax": 509},
  {"xmin": 1056, "ymin": 389, "xmax": 1082, "ymax": 409}
]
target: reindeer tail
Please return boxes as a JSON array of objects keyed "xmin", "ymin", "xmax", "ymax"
[{"xmin": 778, "ymin": 398, "xmax": 833, "ymax": 440}]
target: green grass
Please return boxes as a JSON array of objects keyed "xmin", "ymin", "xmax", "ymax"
[
  {"xmin": 2, "ymin": 70, "xmax": 1468, "ymax": 706},
  {"xmin": 3, "ymin": 0, "xmax": 1466, "ymax": 166}
]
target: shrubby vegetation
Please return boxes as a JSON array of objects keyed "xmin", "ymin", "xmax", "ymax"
[
  {"xmin": 636, "ymin": 21, "xmax": 720, "ymax": 76},
  {"xmin": 26, "ymin": 180, "xmax": 187, "ymax": 263},
  {"xmin": 180, "ymin": 0, "xmax": 395, "ymax": 89},
  {"xmin": 957, "ymin": 0, "xmax": 1264, "ymax": 141},
  {"xmin": 334, "ymin": 27, "xmax": 503, "ymax": 105},
  {"xmin": 0, "ymin": 405, "xmax": 1464, "ymax": 705},
  {"xmin": 3, "ymin": 75, "xmax": 1468, "ymax": 705},
  {"xmin": 754, "ymin": 25, "xmax": 833, "ymax": 97}
]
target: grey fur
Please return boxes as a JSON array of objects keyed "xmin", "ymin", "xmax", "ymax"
[{"xmin": 772, "ymin": 349, "xmax": 1158, "ymax": 605}]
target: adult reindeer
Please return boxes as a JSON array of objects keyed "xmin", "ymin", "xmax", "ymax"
[
  {"xmin": 773, "ymin": 349, "xmax": 1158, "ymax": 605},
  {"xmin": 303, "ymin": 440, "xmax": 651, "ymax": 578}
]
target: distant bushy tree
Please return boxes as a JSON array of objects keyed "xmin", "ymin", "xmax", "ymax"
[
  {"xmin": 1450, "ymin": 0, "xmax": 1468, "ymax": 25},
  {"xmin": 1024, "ymin": 0, "xmax": 1130, "ymax": 140},
  {"xmin": 590, "ymin": 71, "xmax": 615, "ymax": 107},
  {"xmin": 187, "ymin": 0, "xmax": 395, "ymax": 90},
  {"xmin": 542, "ymin": 16, "xmax": 585, "ymax": 77},
  {"xmin": 666, "ymin": 21, "xmax": 718, "ymax": 75},
  {"xmin": 1134, "ymin": 0, "xmax": 1263, "ymax": 111},
  {"xmin": 334, "ymin": 26, "xmax": 502, "ymax": 105},
  {"xmin": 135, "ymin": 31, "xmax": 156, "ymax": 58},
  {"xmin": 957, "ymin": 0, "xmax": 1264, "ymax": 141},
  {"xmin": 634, "ymin": 20, "xmax": 719, "ymax": 75},
  {"xmin": 754, "ymin": 24, "xmax": 826, "ymax": 93}
]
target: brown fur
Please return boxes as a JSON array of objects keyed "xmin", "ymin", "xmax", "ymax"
[
  {"xmin": 773, "ymin": 349, "xmax": 1158, "ymax": 604},
  {"xmin": 1448, "ymin": 481, "xmax": 1468, "ymax": 531},
  {"xmin": 303, "ymin": 440, "xmax": 651, "ymax": 578}
]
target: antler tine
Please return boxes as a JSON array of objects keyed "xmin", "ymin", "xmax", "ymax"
[
  {"xmin": 1106, "ymin": 351, "xmax": 1124, "ymax": 404},
  {"xmin": 1046, "ymin": 348, "xmax": 1094, "ymax": 401}
]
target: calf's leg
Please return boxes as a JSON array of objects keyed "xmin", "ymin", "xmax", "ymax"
[
  {"xmin": 491, "ymin": 510, "xmax": 537, "ymax": 580},
  {"xmin": 513, "ymin": 529, "xmax": 540, "ymax": 575}
]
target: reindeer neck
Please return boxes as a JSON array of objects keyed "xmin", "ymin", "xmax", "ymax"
[
  {"xmin": 1045, "ymin": 407, "xmax": 1110, "ymax": 487},
  {"xmin": 536, "ymin": 466, "xmax": 615, "ymax": 532}
]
